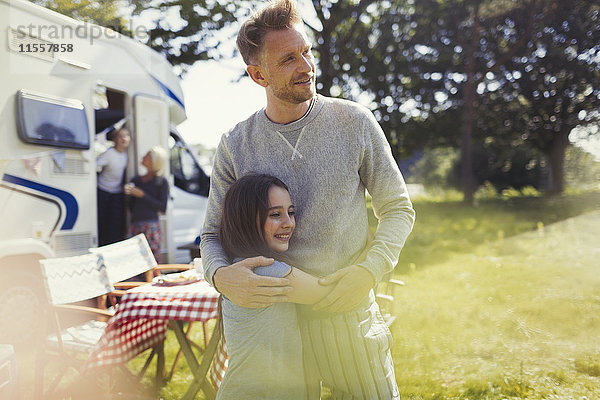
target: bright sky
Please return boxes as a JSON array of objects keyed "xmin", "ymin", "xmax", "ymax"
[
  {"xmin": 570, "ymin": 125, "xmax": 600, "ymax": 161},
  {"xmin": 177, "ymin": 58, "xmax": 265, "ymax": 149}
]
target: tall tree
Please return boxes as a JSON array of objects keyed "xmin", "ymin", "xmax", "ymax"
[
  {"xmin": 128, "ymin": 0, "xmax": 253, "ymax": 70},
  {"xmin": 307, "ymin": 0, "xmax": 541, "ymax": 204},
  {"xmin": 500, "ymin": 0, "xmax": 600, "ymax": 194},
  {"xmin": 310, "ymin": 0, "xmax": 599, "ymax": 199},
  {"xmin": 29, "ymin": 0, "xmax": 254, "ymax": 72},
  {"xmin": 30, "ymin": 0, "xmax": 129, "ymax": 32}
]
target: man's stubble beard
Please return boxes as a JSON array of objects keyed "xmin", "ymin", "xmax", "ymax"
[{"xmin": 272, "ymin": 78, "xmax": 316, "ymax": 105}]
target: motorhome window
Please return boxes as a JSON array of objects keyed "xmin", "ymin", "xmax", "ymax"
[
  {"xmin": 169, "ymin": 136, "xmax": 209, "ymax": 196},
  {"xmin": 16, "ymin": 90, "xmax": 90, "ymax": 149}
]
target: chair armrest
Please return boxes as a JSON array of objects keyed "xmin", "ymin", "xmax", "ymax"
[
  {"xmin": 151, "ymin": 264, "xmax": 192, "ymax": 279},
  {"xmin": 110, "ymin": 289, "xmax": 129, "ymax": 297},
  {"xmin": 113, "ymin": 281, "xmax": 146, "ymax": 289},
  {"xmin": 388, "ymin": 279, "xmax": 406, "ymax": 287},
  {"xmin": 154, "ymin": 264, "xmax": 192, "ymax": 272},
  {"xmin": 53, "ymin": 304, "xmax": 114, "ymax": 318}
]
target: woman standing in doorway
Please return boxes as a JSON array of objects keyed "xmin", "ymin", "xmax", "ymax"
[{"xmin": 124, "ymin": 146, "xmax": 170, "ymax": 269}]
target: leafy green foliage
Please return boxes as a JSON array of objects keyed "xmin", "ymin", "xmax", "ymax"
[
  {"xmin": 494, "ymin": 1, "xmax": 600, "ymax": 193},
  {"xmin": 407, "ymin": 147, "xmax": 459, "ymax": 188},
  {"xmin": 30, "ymin": 0, "xmax": 129, "ymax": 32},
  {"xmin": 410, "ymin": 140, "xmax": 600, "ymax": 193},
  {"xmin": 312, "ymin": 0, "xmax": 599, "ymax": 197},
  {"xmin": 129, "ymin": 0, "xmax": 254, "ymax": 70},
  {"xmin": 564, "ymin": 145, "xmax": 600, "ymax": 190}
]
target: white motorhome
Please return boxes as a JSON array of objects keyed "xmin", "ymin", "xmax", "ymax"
[{"xmin": 0, "ymin": 0, "xmax": 210, "ymax": 343}]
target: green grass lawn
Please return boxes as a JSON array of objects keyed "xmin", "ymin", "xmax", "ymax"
[
  {"xmin": 387, "ymin": 193, "xmax": 600, "ymax": 399},
  {"xmin": 393, "ymin": 191, "xmax": 600, "ymax": 274},
  {"xmin": 19, "ymin": 191, "xmax": 600, "ymax": 399}
]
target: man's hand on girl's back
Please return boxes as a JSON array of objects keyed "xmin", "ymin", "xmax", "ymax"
[{"xmin": 213, "ymin": 256, "xmax": 292, "ymax": 308}]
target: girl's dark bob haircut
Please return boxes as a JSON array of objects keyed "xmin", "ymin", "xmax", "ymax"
[{"xmin": 219, "ymin": 173, "xmax": 290, "ymax": 259}]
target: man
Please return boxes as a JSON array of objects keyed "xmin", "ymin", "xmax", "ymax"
[{"xmin": 201, "ymin": 0, "xmax": 415, "ymax": 397}]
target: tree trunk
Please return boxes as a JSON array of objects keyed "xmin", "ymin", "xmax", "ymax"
[
  {"xmin": 545, "ymin": 131, "xmax": 570, "ymax": 195},
  {"xmin": 461, "ymin": 83, "xmax": 475, "ymax": 205},
  {"xmin": 316, "ymin": 37, "xmax": 333, "ymax": 96},
  {"xmin": 460, "ymin": 5, "xmax": 481, "ymax": 206},
  {"xmin": 312, "ymin": 7, "xmax": 334, "ymax": 96}
]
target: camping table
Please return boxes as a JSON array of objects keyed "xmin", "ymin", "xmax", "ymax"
[{"xmin": 86, "ymin": 279, "xmax": 225, "ymax": 400}]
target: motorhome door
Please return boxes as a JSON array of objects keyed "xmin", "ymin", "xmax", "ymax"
[{"xmin": 132, "ymin": 95, "xmax": 174, "ymax": 262}]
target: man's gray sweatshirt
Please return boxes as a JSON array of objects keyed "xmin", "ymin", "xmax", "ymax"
[{"xmin": 201, "ymin": 94, "xmax": 415, "ymax": 286}]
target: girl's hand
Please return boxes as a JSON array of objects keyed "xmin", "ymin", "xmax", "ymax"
[{"xmin": 313, "ymin": 265, "xmax": 375, "ymax": 313}]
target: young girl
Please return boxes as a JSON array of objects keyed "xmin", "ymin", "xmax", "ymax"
[{"xmin": 217, "ymin": 174, "xmax": 331, "ymax": 400}]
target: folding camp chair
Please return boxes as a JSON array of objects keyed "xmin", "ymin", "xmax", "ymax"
[
  {"xmin": 90, "ymin": 233, "xmax": 192, "ymax": 289},
  {"xmin": 35, "ymin": 253, "xmax": 116, "ymax": 398},
  {"xmin": 90, "ymin": 234, "xmax": 195, "ymax": 382},
  {"xmin": 375, "ymin": 273, "xmax": 405, "ymax": 327},
  {"xmin": 361, "ymin": 232, "xmax": 405, "ymax": 327}
]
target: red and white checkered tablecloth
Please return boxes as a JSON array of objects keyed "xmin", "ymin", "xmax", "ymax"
[{"xmin": 85, "ymin": 279, "xmax": 227, "ymax": 383}]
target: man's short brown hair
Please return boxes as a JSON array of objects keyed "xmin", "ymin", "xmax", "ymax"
[{"xmin": 236, "ymin": 0, "xmax": 302, "ymax": 65}]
